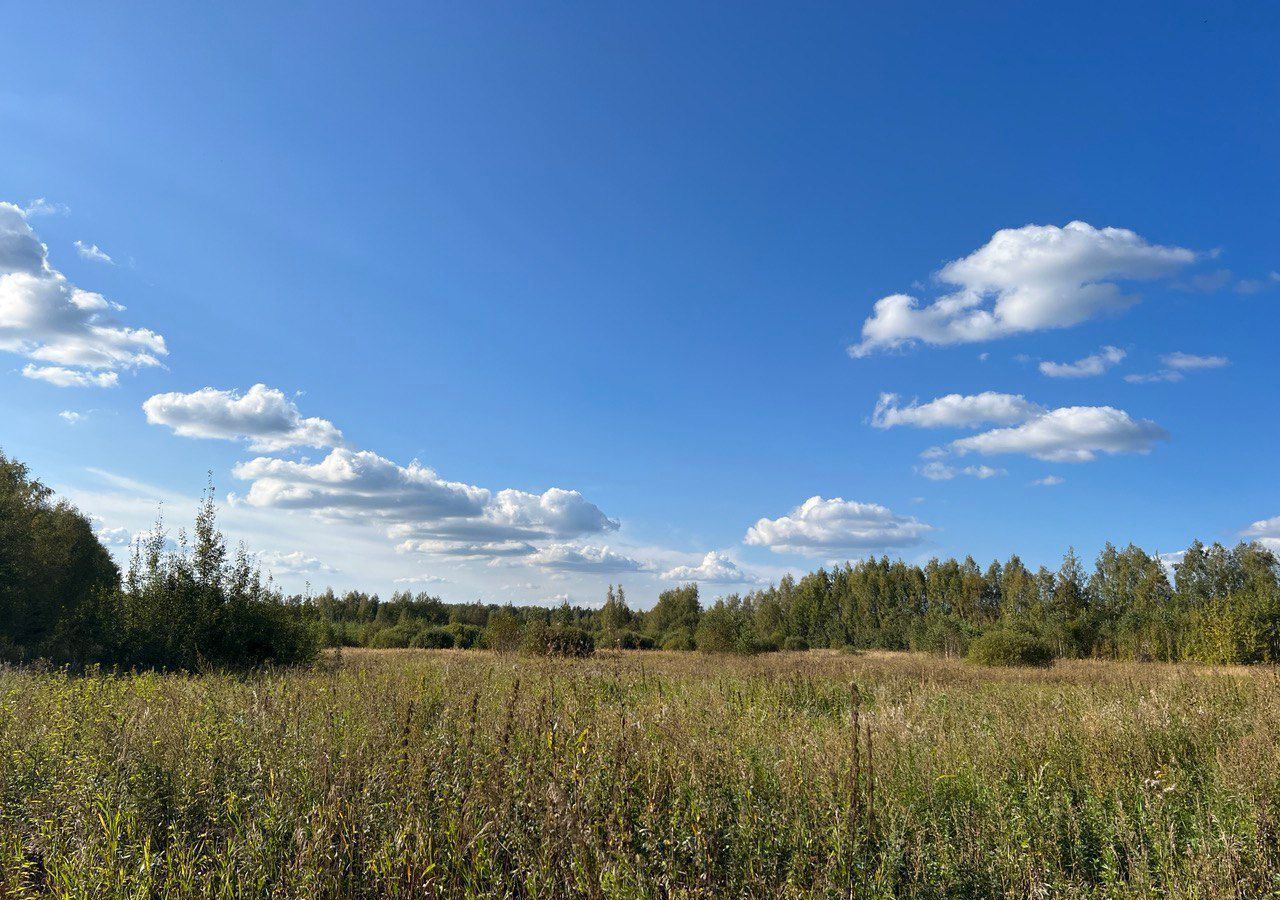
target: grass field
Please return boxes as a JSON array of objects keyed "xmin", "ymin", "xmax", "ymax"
[{"xmin": 2, "ymin": 650, "xmax": 1279, "ymax": 898}]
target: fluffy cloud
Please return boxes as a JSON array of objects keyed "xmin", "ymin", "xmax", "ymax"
[
  {"xmin": 849, "ymin": 222, "xmax": 1196, "ymax": 356},
  {"xmin": 744, "ymin": 496, "xmax": 934, "ymax": 555},
  {"xmin": 526, "ymin": 543, "xmax": 650, "ymax": 574},
  {"xmin": 1031, "ymin": 475, "xmax": 1065, "ymax": 487},
  {"xmin": 143, "ymin": 384, "xmax": 344, "ymax": 451},
  {"xmin": 1243, "ymin": 516, "xmax": 1280, "ymax": 553},
  {"xmin": 916, "ymin": 461, "xmax": 1006, "ymax": 481},
  {"xmin": 234, "ymin": 447, "xmax": 619, "ymax": 563},
  {"xmin": 661, "ymin": 551, "xmax": 762, "ymax": 584},
  {"xmin": 872, "ymin": 391, "xmax": 1044, "ymax": 429},
  {"xmin": 1125, "ymin": 351, "xmax": 1229, "ymax": 384},
  {"xmin": 1039, "ymin": 345, "xmax": 1126, "ymax": 378},
  {"xmin": 0, "ymin": 202, "xmax": 166, "ymax": 383},
  {"xmin": 945, "ymin": 406, "xmax": 1168, "ymax": 463},
  {"xmin": 233, "ymin": 449, "xmax": 489, "ymax": 521},
  {"xmin": 73, "ymin": 240, "xmax": 114, "ymax": 265},
  {"xmin": 59, "ymin": 410, "xmax": 87, "ymax": 425}
]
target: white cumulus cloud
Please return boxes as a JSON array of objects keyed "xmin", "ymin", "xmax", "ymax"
[
  {"xmin": 526, "ymin": 543, "xmax": 650, "ymax": 574},
  {"xmin": 1, "ymin": 202, "xmax": 166, "ymax": 384},
  {"xmin": 1243, "ymin": 516, "xmax": 1280, "ymax": 553},
  {"xmin": 143, "ymin": 384, "xmax": 344, "ymax": 450},
  {"xmin": 233, "ymin": 447, "xmax": 620, "ymax": 563},
  {"xmin": 946, "ymin": 406, "xmax": 1168, "ymax": 463},
  {"xmin": 872, "ymin": 391, "xmax": 1045, "ymax": 429},
  {"xmin": 1039, "ymin": 345, "xmax": 1126, "ymax": 378},
  {"xmin": 1031, "ymin": 475, "xmax": 1065, "ymax": 487},
  {"xmin": 661, "ymin": 551, "xmax": 762, "ymax": 584},
  {"xmin": 744, "ymin": 496, "xmax": 934, "ymax": 556},
  {"xmin": 849, "ymin": 221, "xmax": 1196, "ymax": 356}
]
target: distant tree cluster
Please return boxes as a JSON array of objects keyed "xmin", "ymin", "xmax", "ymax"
[{"xmin": 4, "ymin": 449, "xmax": 1280, "ymax": 668}]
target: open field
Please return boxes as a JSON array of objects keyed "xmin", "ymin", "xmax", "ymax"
[{"xmin": 2, "ymin": 650, "xmax": 1280, "ymax": 898}]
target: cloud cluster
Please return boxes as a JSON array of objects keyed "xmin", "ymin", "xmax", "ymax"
[
  {"xmin": 744, "ymin": 496, "xmax": 933, "ymax": 556},
  {"xmin": 849, "ymin": 222, "xmax": 1196, "ymax": 356},
  {"xmin": 144, "ymin": 384, "xmax": 344, "ymax": 450},
  {"xmin": 233, "ymin": 447, "xmax": 620, "ymax": 563},
  {"xmin": 872, "ymin": 391, "xmax": 1044, "ymax": 429},
  {"xmin": 661, "ymin": 551, "xmax": 762, "ymax": 584},
  {"xmin": 875, "ymin": 392, "xmax": 1169, "ymax": 465},
  {"xmin": 1039, "ymin": 345, "xmax": 1126, "ymax": 378},
  {"xmin": 1, "ymin": 202, "xmax": 165, "ymax": 385}
]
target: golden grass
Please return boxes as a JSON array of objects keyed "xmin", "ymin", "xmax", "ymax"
[{"xmin": 1, "ymin": 650, "xmax": 1278, "ymax": 898}]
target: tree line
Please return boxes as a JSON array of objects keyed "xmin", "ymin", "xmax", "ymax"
[
  {"xmin": 3, "ymin": 450, "xmax": 1279, "ymax": 668},
  {"xmin": 302, "ymin": 539, "xmax": 1280, "ymax": 665}
]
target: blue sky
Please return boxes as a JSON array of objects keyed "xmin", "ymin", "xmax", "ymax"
[{"xmin": 2, "ymin": 2, "xmax": 1277, "ymax": 606}]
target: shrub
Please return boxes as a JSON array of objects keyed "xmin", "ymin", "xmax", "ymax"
[
  {"xmin": 368, "ymin": 623, "xmax": 420, "ymax": 649},
  {"xmin": 966, "ymin": 629, "xmax": 1054, "ymax": 667},
  {"xmin": 522, "ymin": 624, "xmax": 595, "ymax": 658},
  {"xmin": 782, "ymin": 637, "xmax": 809, "ymax": 652},
  {"xmin": 484, "ymin": 610, "xmax": 523, "ymax": 653},
  {"xmin": 448, "ymin": 623, "xmax": 484, "ymax": 649},
  {"xmin": 662, "ymin": 631, "xmax": 695, "ymax": 652},
  {"xmin": 410, "ymin": 627, "xmax": 455, "ymax": 650}
]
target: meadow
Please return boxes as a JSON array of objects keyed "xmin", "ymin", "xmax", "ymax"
[{"xmin": 1, "ymin": 650, "xmax": 1279, "ymax": 899}]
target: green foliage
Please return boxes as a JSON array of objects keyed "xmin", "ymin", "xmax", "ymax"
[
  {"xmin": 521, "ymin": 623, "xmax": 595, "ymax": 657},
  {"xmin": 967, "ymin": 628, "xmax": 1055, "ymax": 667},
  {"xmin": 484, "ymin": 607, "xmax": 524, "ymax": 653},
  {"xmin": 0, "ymin": 451, "xmax": 119, "ymax": 663},
  {"xmin": 695, "ymin": 596, "xmax": 764, "ymax": 654},
  {"xmin": 781, "ymin": 636, "xmax": 809, "ymax": 651}
]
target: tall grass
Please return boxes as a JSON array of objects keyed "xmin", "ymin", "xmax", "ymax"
[{"xmin": 1, "ymin": 651, "xmax": 1278, "ymax": 897}]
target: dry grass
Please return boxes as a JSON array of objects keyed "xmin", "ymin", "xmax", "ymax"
[{"xmin": 0, "ymin": 650, "xmax": 1278, "ymax": 898}]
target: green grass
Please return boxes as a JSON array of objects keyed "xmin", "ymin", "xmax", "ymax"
[{"xmin": 1, "ymin": 650, "xmax": 1279, "ymax": 898}]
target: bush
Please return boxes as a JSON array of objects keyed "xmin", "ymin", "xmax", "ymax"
[
  {"xmin": 522, "ymin": 624, "xmax": 595, "ymax": 657},
  {"xmin": 662, "ymin": 631, "xmax": 695, "ymax": 652},
  {"xmin": 966, "ymin": 629, "xmax": 1054, "ymax": 667},
  {"xmin": 448, "ymin": 623, "xmax": 484, "ymax": 649},
  {"xmin": 599, "ymin": 629, "xmax": 653, "ymax": 650},
  {"xmin": 368, "ymin": 623, "xmax": 419, "ymax": 649},
  {"xmin": 782, "ymin": 637, "xmax": 809, "ymax": 652},
  {"xmin": 410, "ymin": 627, "xmax": 455, "ymax": 649},
  {"xmin": 484, "ymin": 610, "xmax": 523, "ymax": 653}
]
